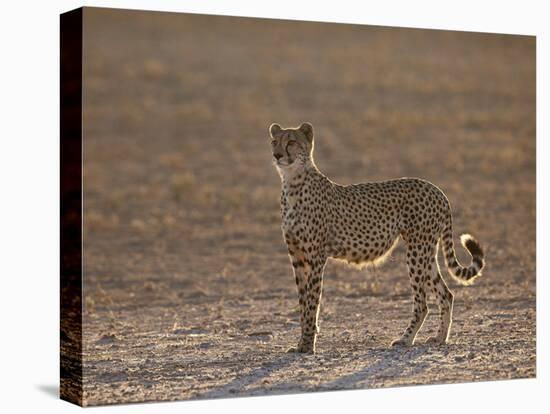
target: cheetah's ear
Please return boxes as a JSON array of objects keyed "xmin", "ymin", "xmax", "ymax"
[
  {"xmin": 269, "ymin": 123, "xmax": 282, "ymax": 137},
  {"xmin": 299, "ymin": 122, "xmax": 314, "ymax": 143}
]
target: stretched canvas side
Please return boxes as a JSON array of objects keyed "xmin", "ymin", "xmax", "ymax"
[{"xmin": 60, "ymin": 7, "xmax": 84, "ymax": 407}]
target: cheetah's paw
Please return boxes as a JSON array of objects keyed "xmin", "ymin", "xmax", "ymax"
[
  {"xmin": 286, "ymin": 343, "xmax": 315, "ymax": 354},
  {"xmin": 390, "ymin": 338, "xmax": 413, "ymax": 348},
  {"xmin": 425, "ymin": 336, "xmax": 447, "ymax": 346}
]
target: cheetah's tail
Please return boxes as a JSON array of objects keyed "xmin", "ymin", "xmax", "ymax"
[{"xmin": 440, "ymin": 220, "xmax": 485, "ymax": 286}]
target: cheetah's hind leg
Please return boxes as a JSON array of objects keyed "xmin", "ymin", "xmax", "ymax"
[
  {"xmin": 391, "ymin": 243, "xmax": 430, "ymax": 347},
  {"xmin": 425, "ymin": 260, "xmax": 454, "ymax": 345}
]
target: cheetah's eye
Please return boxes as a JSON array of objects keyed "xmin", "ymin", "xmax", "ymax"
[
  {"xmin": 271, "ymin": 140, "xmax": 277, "ymax": 146},
  {"xmin": 288, "ymin": 140, "xmax": 296, "ymax": 146}
]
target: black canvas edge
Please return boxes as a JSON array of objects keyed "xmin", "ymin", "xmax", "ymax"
[{"xmin": 60, "ymin": 7, "xmax": 84, "ymax": 407}]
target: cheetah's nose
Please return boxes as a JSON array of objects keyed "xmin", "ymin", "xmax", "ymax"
[{"xmin": 274, "ymin": 153, "xmax": 283, "ymax": 160}]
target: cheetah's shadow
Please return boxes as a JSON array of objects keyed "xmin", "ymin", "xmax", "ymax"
[{"xmin": 195, "ymin": 344, "xmax": 443, "ymax": 399}]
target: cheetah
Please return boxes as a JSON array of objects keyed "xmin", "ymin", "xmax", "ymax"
[{"xmin": 270, "ymin": 122, "xmax": 485, "ymax": 354}]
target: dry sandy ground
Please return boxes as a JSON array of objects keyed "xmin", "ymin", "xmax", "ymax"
[{"xmin": 79, "ymin": 8, "xmax": 535, "ymax": 406}]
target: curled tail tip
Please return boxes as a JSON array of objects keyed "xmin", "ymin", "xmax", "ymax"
[
  {"xmin": 460, "ymin": 234, "xmax": 484, "ymax": 258},
  {"xmin": 446, "ymin": 233, "xmax": 485, "ymax": 285}
]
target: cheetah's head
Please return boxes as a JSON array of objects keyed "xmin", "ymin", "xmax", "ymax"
[{"xmin": 269, "ymin": 122, "xmax": 314, "ymax": 171}]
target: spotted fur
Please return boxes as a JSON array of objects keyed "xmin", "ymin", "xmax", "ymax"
[{"xmin": 270, "ymin": 122, "xmax": 485, "ymax": 354}]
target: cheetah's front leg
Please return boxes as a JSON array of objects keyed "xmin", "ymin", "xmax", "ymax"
[
  {"xmin": 287, "ymin": 252, "xmax": 327, "ymax": 354},
  {"xmin": 286, "ymin": 249, "xmax": 309, "ymax": 353}
]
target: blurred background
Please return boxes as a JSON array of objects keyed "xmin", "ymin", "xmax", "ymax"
[{"xmin": 81, "ymin": 8, "xmax": 535, "ymax": 405}]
